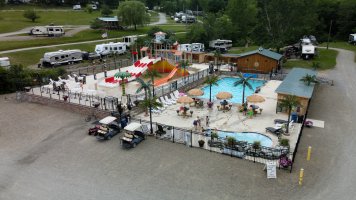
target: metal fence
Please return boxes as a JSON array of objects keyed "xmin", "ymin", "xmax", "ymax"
[
  {"xmin": 66, "ymin": 59, "xmax": 132, "ymax": 76},
  {"xmin": 131, "ymin": 118, "xmax": 293, "ymax": 170}
]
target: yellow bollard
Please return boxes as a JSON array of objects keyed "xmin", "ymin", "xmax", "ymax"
[
  {"xmin": 299, "ymin": 168, "xmax": 304, "ymax": 185},
  {"xmin": 307, "ymin": 146, "xmax": 312, "ymax": 161}
]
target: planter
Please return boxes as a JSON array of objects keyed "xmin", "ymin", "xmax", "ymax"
[
  {"xmin": 63, "ymin": 95, "xmax": 69, "ymax": 101},
  {"xmin": 198, "ymin": 140, "xmax": 205, "ymax": 148},
  {"xmin": 207, "ymin": 102, "xmax": 214, "ymax": 108}
]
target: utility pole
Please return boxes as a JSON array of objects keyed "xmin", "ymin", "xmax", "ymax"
[{"xmin": 326, "ymin": 20, "xmax": 333, "ymax": 50}]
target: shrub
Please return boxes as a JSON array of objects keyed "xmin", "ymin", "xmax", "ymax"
[
  {"xmin": 279, "ymin": 138, "xmax": 290, "ymax": 147},
  {"xmin": 226, "ymin": 136, "xmax": 236, "ymax": 146},
  {"xmin": 23, "ymin": 10, "xmax": 40, "ymax": 22},
  {"xmin": 211, "ymin": 131, "xmax": 218, "ymax": 140},
  {"xmin": 85, "ymin": 5, "xmax": 93, "ymax": 14},
  {"xmin": 252, "ymin": 141, "xmax": 261, "ymax": 150}
]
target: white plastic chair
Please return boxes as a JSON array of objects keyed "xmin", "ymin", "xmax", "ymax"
[
  {"xmin": 160, "ymin": 96, "xmax": 172, "ymax": 105},
  {"xmin": 164, "ymin": 95, "xmax": 176, "ymax": 104}
]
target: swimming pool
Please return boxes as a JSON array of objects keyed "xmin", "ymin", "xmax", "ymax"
[
  {"xmin": 200, "ymin": 77, "xmax": 265, "ymax": 103},
  {"xmin": 218, "ymin": 131, "xmax": 273, "ymax": 147}
]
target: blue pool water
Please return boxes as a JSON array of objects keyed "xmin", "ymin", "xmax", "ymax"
[
  {"xmin": 201, "ymin": 77, "xmax": 265, "ymax": 103},
  {"xmin": 218, "ymin": 131, "xmax": 273, "ymax": 147}
]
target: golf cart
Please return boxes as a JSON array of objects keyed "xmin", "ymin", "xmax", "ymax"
[
  {"xmin": 95, "ymin": 116, "xmax": 121, "ymax": 140},
  {"xmin": 120, "ymin": 122, "xmax": 146, "ymax": 149}
]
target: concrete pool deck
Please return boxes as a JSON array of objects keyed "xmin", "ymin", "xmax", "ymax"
[{"xmin": 136, "ymin": 80, "xmax": 302, "ymax": 151}]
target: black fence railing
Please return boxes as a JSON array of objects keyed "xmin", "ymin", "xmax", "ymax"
[
  {"xmin": 130, "ymin": 118, "xmax": 293, "ymax": 170},
  {"xmin": 66, "ymin": 59, "xmax": 132, "ymax": 76}
]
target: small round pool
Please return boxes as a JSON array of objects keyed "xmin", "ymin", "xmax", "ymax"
[{"xmin": 218, "ymin": 131, "xmax": 273, "ymax": 147}]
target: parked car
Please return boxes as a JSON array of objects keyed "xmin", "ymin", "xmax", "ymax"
[
  {"xmin": 120, "ymin": 122, "xmax": 146, "ymax": 148},
  {"xmin": 95, "ymin": 116, "xmax": 121, "ymax": 140}
]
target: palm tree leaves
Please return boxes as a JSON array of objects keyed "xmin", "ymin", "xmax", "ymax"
[
  {"xmin": 300, "ymin": 74, "xmax": 318, "ymax": 86},
  {"xmin": 204, "ymin": 75, "xmax": 219, "ymax": 86},
  {"xmin": 139, "ymin": 97, "xmax": 163, "ymax": 110},
  {"xmin": 114, "ymin": 71, "xmax": 132, "ymax": 79},
  {"xmin": 234, "ymin": 72, "xmax": 253, "ymax": 90},
  {"xmin": 135, "ymin": 77, "xmax": 152, "ymax": 96},
  {"xmin": 143, "ymin": 69, "xmax": 161, "ymax": 79}
]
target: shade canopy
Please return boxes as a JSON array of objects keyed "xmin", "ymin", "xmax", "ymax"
[
  {"xmin": 99, "ymin": 116, "xmax": 117, "ymax": 125},
  {"xmin": 187, "ymin": 88, "xmax": 204, "ymax": 96},
  {"xmin": 124, "ymin": 122, "xmax": 142, "ymax": 132},
  {"xmin": 216, "ymin": 92, "xmax": 233, "ymax": 100},
  {"xmin": 177, "ymin": 96, "xmax": 194, "ymax": 104},
  {"xmin": 247, "ymin": 94, "xmax": 265, "ymax": 103}
]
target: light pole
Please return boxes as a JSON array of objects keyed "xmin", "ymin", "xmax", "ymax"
[{"xmin": 326, "ymin": 20, "xmax": 333, "ymax": 50}]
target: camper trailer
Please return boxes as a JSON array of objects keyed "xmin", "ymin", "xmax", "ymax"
[
  {"xmin": 209, "ymin": 39, "xmax": 232, "ymax": 52},
  {"xmin": 29, "ymin": 26, "xmax": 64, "ymax": 37},
  {"xmin": 95, "ymin": 42, "xmax": 127, "ymax": 56},
  {"xmin": 181, "ymin": 15, "xmax": 196, "ymax": 23},
  {"xmin": 0, "ymin": 57, "xmax": 10, "ymax": 68},
  {"xmin": 349, "ymin": 34, "xmax": 356, "ymax": 45},
  {"xmin": 299, "ymin": 38, "xmax": 317, "ymax": 60},
  {"xmin": 123, "ymin": 35, "xmax": 138, "ymax": 47},
  {"xmin": 41, "ymin": 50, "xmax": 83, "ymax": 67},
  {"xmin": 191, "ymin": 43, "xmax": 205, "ymax": 52},
  {"xmin": 178, "ymin": 44, "xmax": 192, "ymax": 52}
]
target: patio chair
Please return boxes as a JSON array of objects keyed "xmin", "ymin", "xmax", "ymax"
[
  {"xmin": 170, "ymin": 93, "xmax": 178, "ymax": 101},
  {"xmin": 274, "ymin": 119, "xmax": 288, "ymax": 124},
  {"xmin": 275, "ymin": 120, "xmax": 294, "ymax": 131},
  {"xmin": 160, "ymin": 97, "xmax": 172, "ymax": 106},
  {"xmin": 155, "ymin": 124, "xmax": 166, "ymax": 136},
  {"xmin": 173, "ymin": 90, "xmax": 180, "ymax": 98},
  {"xmin": 156, "ymin": 99, "xmax": 168, "ymax": 108},
  {"xmin": 265, "ymin": 127, "xmax": 283, "ymax": 137},
  {"xmin": 164, "ymin": 95, "xmax": 176, "ymax": 104}
]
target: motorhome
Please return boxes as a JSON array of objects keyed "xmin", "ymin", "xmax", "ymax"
[
  {"xmin": 29, "ymin": 26, "xmax": 64, "ymax": 37},
  {"xmin": 178, "ymin": 44, "xmax": 192, "ymax": 52},
  {"xmin": 95, "ymin": 42, "xmax": 127, "ymax": 56},
  {"xmin": 123, "ymin": 35, "xmax": 138, "ymax": 47},
  {"xmin": 0, "ymin": 57, "xmax": 10, "ymax": 68},
  {"xmin": 209, "ymin": 39, "xmax": 233, "ymax": 51},
  {"xmin": 191, "ymin": 43, "xmax": 204, "ymax": 52},
  {"xmin": 177, "ymin": 43, "xmax": 204, "ymax": 52},
  {"xmin": 41, "ymin": 50, "xmax": 83, "ymax": 67},
  {"xmin": 181, "ymin": 15, "xmax": 196, "ymax": 23},
  {"xmin": 299, "ymin": 38, "xmax": 317, "ymax": 60},
  {"xmin": 349, "ymin": 34, "xmax": 356, "ymax": 45}
]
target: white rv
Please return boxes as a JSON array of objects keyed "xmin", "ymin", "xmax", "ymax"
[
  {"xmin": 29, "ymin": 26, "xmax": 65, "ymax": 37},
  {"xmin": 178, "ymin": 44, "xmax": 192, "ymax": 52},
  {"xmin": 191, "ymin": 43, "xmax": 204, "ymax": 52},
  {"xmin": 123, "ymin": 35, "xmax": 138, "ymax": 47},
  {"xmin": 209, "ymin": 39, "xmax": 233, "ymax": 51},
  {"xmin": 299, "ymin": 38, "xmax": 317, "ymax": 60},
  {"xmin": 73, "ymin": 5, "xmax": 81, "ymax": 10},
  {"xmin": 349, "ymin": 34, "xmax": 356, "ymax": 45},
  {"xmin": 41, "ymin": 50, "xmax": 83, "ymax": 67},
  {"xmin": 0, "ymin": 57, "xmax": 10, "ymax": 68},
  {"xmin": 95, "ymin": 42, "xmax": 127, "ymax": 56}
]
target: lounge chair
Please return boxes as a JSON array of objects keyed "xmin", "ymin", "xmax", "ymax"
[
  {"xmin": 274, "ymin": 119, "xmax": 288, "ymax": 124},
  {"xmin": 265, "ymin": 127, "xmax": 283, "ymax": 137},
  {"xmin": 160, "ymin": 97, "xmax": 172, "ymax": 106},
  {"xmin": 156, "ymin": 99, "xmax": 167, "ymax": 108},
  {"xmin": 164, "ymin": 95, "xmax": 176, "ymax": 104},
  {"xmin": 155, "ymin": 124, "xmax": 166, "ymax": 136},
  {"xmin": 275, "ymin": 120, "xmax": 294, "ymax": 131},
  {"xmin": 173, "ymin": 90, "xmax": 180, "ymax": 98},
  {"xmin": 170, "ymin": 93, "xmax": 178, "ymax": 101}
]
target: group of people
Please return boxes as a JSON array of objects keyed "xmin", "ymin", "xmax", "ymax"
[{"xmin": 193, "ymin": 116, "xmax": 210, "ymax": 131}]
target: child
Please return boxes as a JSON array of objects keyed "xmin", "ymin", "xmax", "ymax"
[{"xmin": 206, "ymin": 116, "xmax": 210, "ymax": 127}]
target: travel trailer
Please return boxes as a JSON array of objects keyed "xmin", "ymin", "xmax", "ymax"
[
  {"xmin": 181, "ymin": 15, "xmax": 196, "ymax": 23},
  {"xmin": 123, "ymin": 35, "xmax": 138, "ymax": 47},
  {"xmin": 29, "ymin": 26, "xmax": 64, "ymax": 37},
  {"xmin": 178, "ymin": 44, "xmax": 192, "ymax": 52},
  {"xmin": 349, "ymin": 34, "xmax": 356, "ymax": 45},
  {"xmin": 0, "ymin": 57, "xmax": 10, "ymax": 68},
  {"xmin": 191, "ymin": 43, "xmax": 205, "ymax": 52},
  {"xmin": 41, "ymin": 50, "xmax": 83, "ymax": 67},
  {"xmin": 209, "ymin": 39, "xmax": 233, "ymax": 51},
  {"xmin": 178, "ymin": 43, "xmax": 204, "ymax": 52},
  {"xmin": 299, "ymin": 37, "xmax": 317, "ymax": 60},
  {"xmin": 73, "ymin": 5, "xmax": 81, "ymax": 10},
  {"xmin": 95, "ymin": 42, "xmax": 127, "ymax": 56}
]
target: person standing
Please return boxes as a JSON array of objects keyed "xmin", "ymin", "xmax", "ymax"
[{"xmin": 206, "ymin": 116, "xmax": 210, "ymax": 127}]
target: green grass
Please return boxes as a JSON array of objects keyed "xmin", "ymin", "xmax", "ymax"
[
  {"xmin": 284, "ymin": 49, "xmax": 338, "ymax": 70},
  {"xmin": 148, "ymin": 11, "xmax": 159, "ymax": 23},
  {"xmin": 319, "ymin": 41, "xmax": 356, "ymax": 62},
  {"xmin": 0, "ymin": 10, "xmax": 101, "ymax": 33},
  {"xmin": 228, "ymin": 46, "xmax": 259, "ymax": 54},
  {"xmin": 0, "ymin": 25, "xmax": 187, "ymax": 52}
]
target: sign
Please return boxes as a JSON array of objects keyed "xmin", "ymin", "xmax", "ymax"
[{"xmin": 266, "ymin": 161, "xmax": 277, "ymax": 179}]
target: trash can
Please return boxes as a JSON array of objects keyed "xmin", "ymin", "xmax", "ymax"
[{"xmin": 291, "ymin": 112, "xmax": 298, "ymax": 122}]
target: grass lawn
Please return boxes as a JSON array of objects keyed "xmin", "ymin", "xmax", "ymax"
[
  {"xmin": 228, "ymin": 46, "xmax": 259, "ymax": 54},
  {"xmin": 319, "ymin": 41, "xmax": 356, "ymax": 62},
  {"xmin": 284, "ymin": 48, "xmax": 338, "ymax": 70},
  {"xmin": 0, "ymin": 25, "xmax": 187, "ymax": 52},
  {"xmin": 0, "ymin": 10, "xmax": 101, "ymax": 33},
  {"xmin": 148, "ymin": 11, "xmax": 159, "ymax": 23}
]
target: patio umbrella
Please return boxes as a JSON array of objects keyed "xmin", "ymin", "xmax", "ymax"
[
  {"xmin": 187, "ymin": 88, "xmax": 204, "ymax": 96},
  {"xmin": 177, "ymin": 96, "xmax": 194, "ymax": 104},
  {"xmin": 216, "ymin": 91, "xmax": 232, "ymax": 100},
  {"xmin": 247, "ymin": 94, "xmax": 265, "ymax": 103}
]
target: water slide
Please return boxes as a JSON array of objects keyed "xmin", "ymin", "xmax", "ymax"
[{"xmin": 154, "ymin": 67, "xmax": 178, "ymax": 86}]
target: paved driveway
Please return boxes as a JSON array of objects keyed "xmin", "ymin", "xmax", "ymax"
[{"xmin": 0, "ymin": 48, "xmax": 355, "ymax": 200}]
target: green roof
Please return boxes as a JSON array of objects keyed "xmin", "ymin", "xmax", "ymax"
[
  {"xmin": 275, "ymin": 68, "xmax": 317, "ymax": 99},
  {"xmin": 238, "ymin": 47, "xmax": 283, "ymax": 61}
]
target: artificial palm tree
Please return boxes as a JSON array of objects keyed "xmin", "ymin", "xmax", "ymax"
[
  {"xmin": 213, "ymin": 49, "xmax": 222, "ymax": 71},
  {"xmin": 204, "ymin": 75, "xmax": 219, "ymax": 103},
  {"xmin": 179, "ymin": 59, "xmax": 190, "ymax": 78},
  {"xmin": 143, "ymin": 69, "xmax": 161, "ymax": 96},
  {"xmin": 114, "ymin": 71, "xmax": 132, "ymax": 96},
  {"xmin": 135, "ymin": 77, "xmax": 152, "ymax": 100},
  {"xmin": 300, "ymin": 74, "xmax": 318, "ymax": 86},
  {"xmin": 234, "ymin": 72, "xmax": 253, "ymax": 105},
  {"xmin": 278, "ymin": 95, "xmax": 299, "ymax": 133}
]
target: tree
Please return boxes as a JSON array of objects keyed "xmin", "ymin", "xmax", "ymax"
[
  {"xmin": 336, "ymin": 0, "xmax": 356, "ymax": 39},
  {"xmin": 213, "ymin": 49, "xmax": 222, "ymax": 69},
  {"xmin": 143, "ymin": 69, "xmax": 161, "ymax": 96},
  {"xmin": 161, "ymin": 0, "xmax": 178, "ymax": 15},
  {"xmin": 90, "ymin": 19, "xmax": 104, "ymax": 30},
  {"xmin": 118, "ymin": 1, "xmax": 148, "ymax": 30},
  {"xmin": 300, "ymin": 74, "xmax": 318, "ymax": 86},
  {"xmin": 233, "ymin": 72, "xmax": 253, "ymax": 105},
  {"xmin": 214, "ymin": 14, "xmax": 234, "ymax": 41},
  {"xmin": 135, "ymin": 77, "xmax": 152, "ymax": 101},
  {"xmin": 0, "ymin": 0, "xmax": 5, "ymax": 7},
  {"xmin": 114, "ymin": 71, "xmax": 132, "ymax": 96},
  {"xmin": 101, "ymin": 4, "xmax": 113, "ymax": 17},
  {"xmin": 186, "ymin": 23, "xmax": 207, "ymax": 44},
  {"xmin": 204, "ymin": 75, "xmax": 219, "ymax": 102},
  {"xmin": 278, "ymin": 95, "xmax": 299, "ymax": 133},
  {"xmin": 226, "ymin": 0, "xmax": 257, "ymax": 45},
  {"xmin": 312, "ymin": 62, "xmax": 320, "ymax": 71},
  {"xmin": 85, "ymin": 4, "xmax": 94, "ymax": 14},
  {"xmin": 23, "ymin": 10, "xmax": 40, "ymax": 22}
]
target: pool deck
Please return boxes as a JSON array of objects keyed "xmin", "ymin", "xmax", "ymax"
[{"xmin": 136, "ymin": 80, "xmax": 302, "ymax": 152}]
